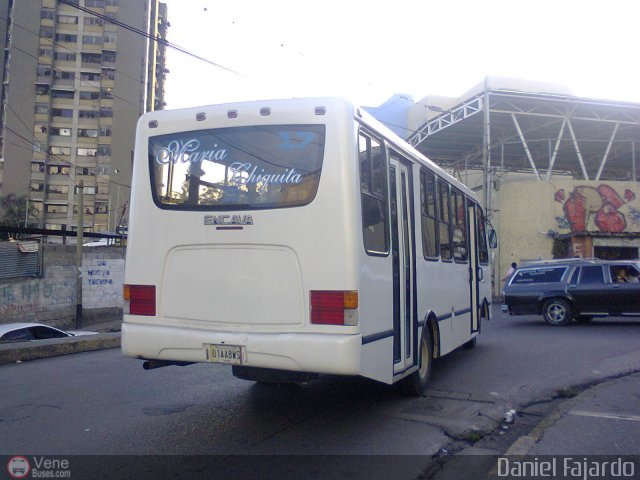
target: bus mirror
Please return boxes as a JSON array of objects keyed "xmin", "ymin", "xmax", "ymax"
[{"xmin": 488, "ymin": 229, "xmax": 497, "ymax": 249}]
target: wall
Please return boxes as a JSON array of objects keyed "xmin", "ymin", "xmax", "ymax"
[
  {"xmin": 0, "ymin": 245, "xmax": 125, "ymax": 327},
  {"xmin": 498, "ymin": 179, "xmax": 640, "ymax": 287}
]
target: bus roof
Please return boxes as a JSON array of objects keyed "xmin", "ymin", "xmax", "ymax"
[{"xmin": 139, "ymin": 96, "xmax": 477, "ymax": 200}]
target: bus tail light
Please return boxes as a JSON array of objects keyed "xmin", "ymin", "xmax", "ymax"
[
  {"xmin": 124, "ymin": 284, "xmax": 156, "ymax": 316},
  {"xmin": 310, "ymin": 290, "xmax": 358, "ymax": 326}
]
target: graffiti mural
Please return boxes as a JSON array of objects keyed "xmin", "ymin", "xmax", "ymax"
[{"xmin": 555, "ymin": 185, "xmax": 637, "ymax": 233}]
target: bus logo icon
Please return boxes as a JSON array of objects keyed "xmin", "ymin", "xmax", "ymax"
[{"xmin": 7, "ymin": 456, "xmax": 30, "ymax": 478}]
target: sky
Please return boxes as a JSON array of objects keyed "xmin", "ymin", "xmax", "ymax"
[{"xmin": 160, "ymin": 0, "xmax": 640, "ymax": 109}]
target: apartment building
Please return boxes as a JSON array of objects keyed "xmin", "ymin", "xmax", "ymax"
[{"xmin": 0, "ymin": 0, "xmax": 168, "ymax": 232}]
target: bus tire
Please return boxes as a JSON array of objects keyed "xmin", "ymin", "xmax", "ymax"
[{"xmin": 399, "ymin": 327, "xmax": 433, "ymax": 397}]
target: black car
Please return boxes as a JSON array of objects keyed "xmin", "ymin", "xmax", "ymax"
[{"xmin": 501, "ymin": 259, "xmax": 640, "ymax": 326}]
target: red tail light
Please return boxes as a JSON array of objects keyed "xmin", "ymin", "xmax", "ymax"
[
  {"xmin": 124, "ymin": 284, "xmax": 156, "ymax": 316},
  {"xmin": 310, "ymin": 290, "xmax": 358, "ymax": 326}
]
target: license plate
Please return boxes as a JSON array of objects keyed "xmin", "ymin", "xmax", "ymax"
[{"xmin": 206, "ymin": 344, "xmax": 243, "ymax": 365}]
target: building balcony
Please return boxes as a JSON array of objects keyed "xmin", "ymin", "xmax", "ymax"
[
  {"xmin": 54, "ymin": 59, "xmax": 76, "ymax": 69},
  {"xmin": 46, "ymin": 193, "xmax": 70, "ymax": 202},
  {"xmin": 53, "ymin": 78, "xmax": 75, "ymax": 88}
]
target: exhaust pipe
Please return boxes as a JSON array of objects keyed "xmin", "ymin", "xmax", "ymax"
[{"xmin": 142, "ymin": 360, "xmax": 195, "ymax": 370}]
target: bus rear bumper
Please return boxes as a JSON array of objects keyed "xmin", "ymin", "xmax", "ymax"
[{"xmin": 121, "ymin": 322, "xmax": 362, "ymax": 376}]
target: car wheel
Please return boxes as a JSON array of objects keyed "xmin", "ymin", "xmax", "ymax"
[
  {"xmin": 399, "ymin": 327, "xmax": 433, "ymax": 396},
  {"xmin": 542, "ymin": 298, "xmax": 572, "ymax": 326}
]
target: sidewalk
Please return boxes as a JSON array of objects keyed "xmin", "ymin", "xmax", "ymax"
[
  {"xmin": 431, "ymin": 371, "xmax": 640, "ymax": 480},
  {"xmin": 505, "ymin": 371, "xmax": 640, "ymax": 456},
  {"xmin": 0, "ymin": 316, "xmax": 122, "ymax": 364}
]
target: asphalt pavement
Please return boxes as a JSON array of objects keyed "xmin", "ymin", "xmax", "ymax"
[{"xmin": 1, "ymin": 314, "xmax": 639, "ymax": 479}]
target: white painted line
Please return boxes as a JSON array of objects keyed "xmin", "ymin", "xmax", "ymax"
[{"xmin": 570, "ymin": 410, "xmax": 640, "ymax": 422}]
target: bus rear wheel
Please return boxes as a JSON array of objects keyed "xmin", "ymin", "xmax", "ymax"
[{"xmin": 399, "ymin": 327, "xmax": 433, "ymax": 396}]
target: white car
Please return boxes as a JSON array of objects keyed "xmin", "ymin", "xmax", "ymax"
[{"xmin": 0, "ymin": 323, "xmax": 97, "ymax": 343}]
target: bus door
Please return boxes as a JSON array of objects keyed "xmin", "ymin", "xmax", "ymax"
[
  {"xmin": 390, "ymin": 158, "xmax": 415, "ymax": 373},
  {"xmin": 468, "ymin": 203, "xmax": 480, "ymax": 334}
]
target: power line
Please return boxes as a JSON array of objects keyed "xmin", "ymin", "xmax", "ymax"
[{"xmin": 57, "ymin": 0, "xmax": 242, "ymax": 76}]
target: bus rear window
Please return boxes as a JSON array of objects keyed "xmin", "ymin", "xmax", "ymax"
[{"xmin": 149, "ymin": 125, "xmax": 325, "ymax": 210}]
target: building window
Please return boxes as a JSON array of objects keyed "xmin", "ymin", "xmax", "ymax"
[
  {"xmin": 39, "ymin": 47, "xmax": 53, "ymax": 57},
  {"xmin": 97, "ymin": 145, "xmax": 111, "ymax": 156},
  {"xmin": 47, "ymin": 184, "xmax": 70, "ymax": 194},
  {"xmin": 54, "ymin": 70, "xmax": 75, "ymax": 80},
  {"xmin": 30, "ymin": 182, "xmax": 44, "ymax": 192},
  {"xmin": 101, "ymin": 51, "xmax": 116, "ymax": 63},
  {"xmin": 47, "ymin": 165, "xmax": 71, "ymax": 175},
  {"xmin": 81, "ymin": 53, "xmax": 102, "ymax": 64},
  {"xmin": 78, "ymin": 129, "xmax": 99, "ymax": 138},
  {"xmin": 41, "ymin": 8, "xmax": 55, "ymax": 20},
  {"xmin": 79, "ymin": 110, "xmax": 99, "ymax": 119},
  {"xmin": 99, "ymin": 107, "xmax": 113, "ymax": 118},
  {"xmin": 84, "ymin": 17, "xmax": 104, "ymax": 25},
  {"xmin": 79, "ymin": 91, "xmax": 100, "ymax": 100},
  {"xmin": 57, "ymin": 15, "xmax": 78, "ymax": 24},
  {"xmin": 83, "ymin": 35, "xmax": 103, "ymax": 45},
  {"xmin": 31, "ymin": 162, "xmax": 45, "ymax": 173},
  {"xmin": 51, "ymin": 108, "xmax": 74, "ymax": 118},
  {"xmin": 55, "ymin": 33, "xmax": 77, "ymax": 43},
  {"xmin": 40, "ymin": 27, "xmax": 54, "ymax": 39},
  {"xmin": 99, "ymin": 126, "xmax": 112, "ymax": 137},
  {"xmin": 51, "ymin": 89, "xmax": 75, "ymax": 99},
  {"xmin": 35, "ymin": 85, "xmax": 50, "ymax": 96},
  {"xmin": 54, "ymin": 52, "xmax": 76, "ymax": 61},
  {"xmin": 100, "ymin": 89, "xmax": 114, "ymax": 99},
  {"xmin": 50, "ymin": 127, "xmax": 72, "ymax": 136},
  {"xmin": 80, "ymin": 71, "xmax": 101, "ymax": 82},
  {"xmin": 76, "ymin": 167, "xmax": 95, "ymax": 176},
  {"xmin": 77, "ymin": 148, "xmax": 98, "ymax": 157},
  {"xmin": 101, "ymin": 68, "xmax": 116, "ymax": 81},
  {"xmin": 35, "ymin": 104, "xmax": 49, "ymax": 115},
  {"xmin": 45, "ymin": 204, "xmax": 68, "ymax": 214},
  {"xmin": 103, "ymin": 32, "xmax": 117, "ymax": 44},
  {"xmin": 49, "ymin": 147, "xmax": 72, "ymax": 156},
  {"xmin": 85, "ymin": 0, "xmax": 106, "ymax": 7}
]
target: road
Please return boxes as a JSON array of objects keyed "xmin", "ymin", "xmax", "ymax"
[{"xmin": 1, "ymin": 309, "xmax": 639, "ymax": 477}]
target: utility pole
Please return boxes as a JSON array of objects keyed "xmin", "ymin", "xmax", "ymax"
[{"xmin": 75, "ymin": 180, "xmax": 84, "ymax": 329}]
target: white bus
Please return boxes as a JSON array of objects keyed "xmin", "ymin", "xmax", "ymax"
[{"xmin": 122, "ymin": 97, "xmax": 496, "ymax": 395}]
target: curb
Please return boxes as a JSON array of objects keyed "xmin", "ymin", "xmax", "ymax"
[{"xmin": 0, "ymin": 333, "xmax": 121, "ymax": 364}]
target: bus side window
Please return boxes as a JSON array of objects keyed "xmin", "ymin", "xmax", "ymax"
[
  {"xmin": 438, "ymin": 181, "xmax": 452, "ymax": 261},
  {"xmin": 476, "ymin": 205, "xmax": 489, "ymax": 265},
  {"xmin": 359, "ymin": 132, "xmax": 388, "ymax": 255},
  {"xmin": 452, "ymin": 189, "xmax": 468, "ymax": 262},
  {"xmin": 420, "ymin": 169, "xmax": 439, "ymax": 260}
]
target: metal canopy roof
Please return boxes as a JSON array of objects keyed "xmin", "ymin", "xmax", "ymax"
[{"xmin": 408, "ymin": 89, "xmax": 640, "ymax": 181}]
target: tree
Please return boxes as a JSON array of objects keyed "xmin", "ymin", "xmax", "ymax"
[{"xmin": 0, "ymin": 194, "xmax": 38, "ymax": 228}]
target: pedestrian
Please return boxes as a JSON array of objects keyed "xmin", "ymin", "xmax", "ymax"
[{"xmin": 502, "ymin": 262, "xmax": 517, "ymax": 282}]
